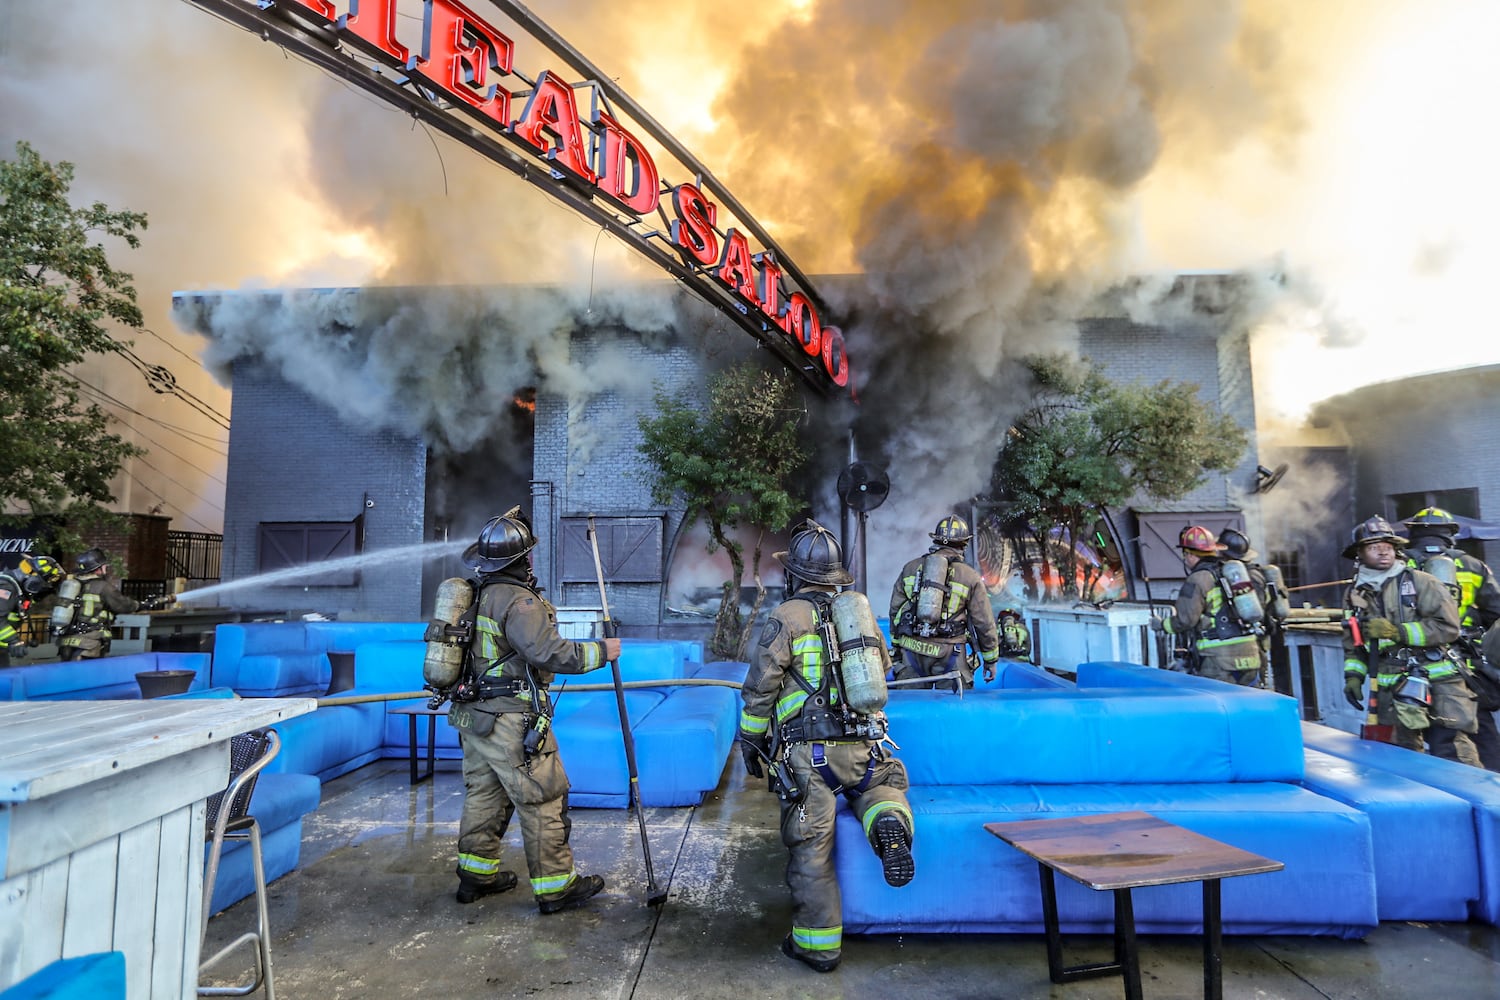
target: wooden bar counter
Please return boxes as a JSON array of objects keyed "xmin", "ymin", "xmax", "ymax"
[{"xmin": 0, "ymin": 697, "xmax": 314, "ymax": 999}]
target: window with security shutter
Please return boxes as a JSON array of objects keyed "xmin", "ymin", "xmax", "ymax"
[
  {"xmin": 558, "ymin": 516, "xmax": 664, "ymax": 583},
  {"xmin": 257, "ymin": 521, "xmax": 360, "ymax": 586}
]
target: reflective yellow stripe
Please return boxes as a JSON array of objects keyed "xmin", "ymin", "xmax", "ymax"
[
  {"xmin": 532, "ymin": 870, "xmax": 576, "ymax": 895},
  {"xmin": 792, "ymin": 925, "xmax": 842, "ymax": 951},
  {"xmin": 774, "ymin": 633, "xmax": 828, "ymax": 722},
  {"xmin": 457, "ymin": 852, "xmax": 502, "ymax": 876},
  {"xmin": 860, "ymin": 801, "xmax": 913, "ymax": 838},
  {"xmin": 740, "ymin": 712, "xmax": 769, "ymax": 735}
]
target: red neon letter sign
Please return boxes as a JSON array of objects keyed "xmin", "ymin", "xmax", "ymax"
[
  {"xmin": 783, "ymin": 292, "xmax": 821, "ymax": 357},
  {"xmin": 511, "ymin": 70, "xmax": 597, "ymax": 183},
  {"xmin": 342, "ymin": 0, "xmax": 411, "ymax": 63},
  {"xmin": 416, "ymin": 0, "xmax": 514, "ymax": 129},
  {"xmin": 821, "ymin": 325, "xmax": 849, "ymax": 388},
  {"xmin": 670, "ymin": 184, "xmax": 718, "ymax": 266},
  {"xmin": 596, "ymin": 113, "xmax": 660, "ymax": 215},
  {"xmin": 717, "ymin": 229, "xmax": 759, "ymax": 302}
]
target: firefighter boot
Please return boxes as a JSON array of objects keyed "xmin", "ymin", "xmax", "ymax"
[
  {"xmin": 873, "ymin": 813, "xmax": 915, "ymax": 887},
  {"xmin": 781, "ymin": 934, "xmax": 840, "ymax": 973},
  {"xmin": 455, "ymin": 869, "xmax": 518, "ymax": 904},
  {"xmin": 537, "ymin": 874, "xmax": 605, "ymax": 914}
]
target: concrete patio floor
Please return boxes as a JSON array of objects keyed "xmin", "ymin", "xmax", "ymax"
[{"xmin": 201, "ymin": 757, "xmax": 1500, "ymax": 999}]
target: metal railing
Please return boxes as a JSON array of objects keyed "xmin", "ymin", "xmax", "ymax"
[{"xmin": 167, "ymin": 531, "xmax": 222, "ymax": 582}]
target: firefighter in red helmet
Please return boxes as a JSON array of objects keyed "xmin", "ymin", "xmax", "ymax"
[{"xmin": 1152, "ymin": 525, "xmax": 1262, "ymax": 684}]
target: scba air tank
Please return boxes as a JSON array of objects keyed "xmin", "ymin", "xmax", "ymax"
[
  {"xmin": 423, "ymin": 577, "xmax": 475, "ymax": 690},
  {"xmin": 1261, "ymin": 563, "xmax": 1291, "ymax": 620},
  {"xmin": 831, "ymin": 591, "xmax": 888, "ymax": 714},
  {"xmin": 49, "ymin": 577, "xmax": 81, "ymax": 631},
  {"xmin": 1219, "ymin": 560, "xmax": 1265, "ymax": 625},
  {"xmin": 915, "ymin": 552, "xmax": 949, "ymax": 627},
  {"xmin": 1422, "ymin": 554, "xmax": 1459, "ymax": 595}
]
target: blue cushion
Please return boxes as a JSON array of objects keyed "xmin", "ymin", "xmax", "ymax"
[
  {"xmin": 1076, "ymin": 661, "xmax": 1305, "ymax": 781},
  {"xmin": 1303, "ymin": 722, "xmax": 1500, "ymax": 924},
  {"xmin": 0, "ymin": 952, "xmax": 125, "ymax": 999},
  {"xmin": 836, "ymin": 782, "xmax": 1377, "ymax": 937},
  {"xmin": 633, "ymin": 686, "xmax": 738, "ymax": 806},
  {"xmin": 302, "ymin": 621, "xmax": 424, "ymax": 652},
  {"xmin": 614, "ymin": 641, "xmax": 688, "ymax": 685},
  {"xmin": 887, "ymin": 688, "xmax": 1273, "ymax": 785},
  {"xmin": 692, "ymin": 660, "xmax": 749, "ymax": 685},
  {"xmin": 971, "ymin": 660, "xmax": 1072, "ymax": 691},
  {"xmin": 353, "ymin": 640, "xmax": 427, "ymax": 694},
  {"xmin": 266, "ymin": 703, "xmax": 384, "ymax": 780},
  {"xmin": 13, "ymin": 653, "xmax": 209, "ymax": 701},
  {"xmin": 1301, "ymin": 747, "xmax": 1478, "ymax": 920}
]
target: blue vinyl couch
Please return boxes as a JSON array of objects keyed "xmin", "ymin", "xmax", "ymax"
[
  {"xmin": 212, "ymin": 622, "xmax": 743, "ymax": 808},
  {"xmin": 1077, "ymin": 660, "xmax": 1492, "ymax": 923},
  {"xmin": 834, "ymin": 658, "xmax": 1380, "ymax": 938}
]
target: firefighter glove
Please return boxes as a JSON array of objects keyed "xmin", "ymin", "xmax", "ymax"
[
  {"xmin": 983, "ymin": 661, "xmax": 996, "ymax": 683},
  {"xmin": 739, "ymin": 734, "xmax": 767, "ymax": 780},
  {"xmin": 1343, "ymin": 673, "xmax": 1366, "ymax": 710},
  {"xmin": 1364, "ymin": 617, "xmax": 1400, "ymax": 642},
  {"xmin": 1150, "ymin": 614, "xmax": 1166, "ymax": 632},
  {"xmin": 7, "ymin": 641, "xmax": 26, "ymax": 660}
]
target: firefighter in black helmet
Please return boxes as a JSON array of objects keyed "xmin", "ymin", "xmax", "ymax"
[
  {"xmin": 1402, "ymin": 507, "xmax": 1500, "ymax": 770},
  {"xmin": 1341, "ymin": 514, "xmax": 1476, "ymax": 765},
  {"xmin": 889, "ymin": 515, "xmax": 1001, "ymax": 688},
  {"xmin": 448, "ymin": 508, "xmax": 613, "ymax": 913},
  {"xmin": 740, "ymin": 519, "xmax": 914, "ymax": 973},
  {"xmin": 1217, "ymin": 527, "xmax": 1288, "ymax": 688},
  {"xmin": 56, "ymin": 548, "xmax": 174, "ymax": 661}
]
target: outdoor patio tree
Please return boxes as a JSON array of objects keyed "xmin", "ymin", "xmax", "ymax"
[
  {"xmin": 990, "ymin": 353, "xmax": 1247, "ymax": 600},
  {"xmin": 0, "ymin": 141, "xmax": 143, "ymax": 549},
  {"xmin": 637, "ymin": 362, "xmax": 806, "ymax": 659}
]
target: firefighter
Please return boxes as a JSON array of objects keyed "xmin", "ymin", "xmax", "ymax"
[
  {"xmin": 1151, "ymin": 526, "xmax": 1262, "ymax": 684},
  {"xmin": 55, "ymin": 548, "xmax": 173, "ymax": 661},
  {"xmin": 0, "ymin": 554, "xmax": 64, "ymax": 666},
  {"xmin": 740, "ymin": 519, "xmax": 915, "ymax": 973},
  {"xmin": 996, "ymin": 607, "xmax": 1031, "ymax": 659},
  {"xmin": 1217, "ymin": 527, "xmax": 1289, "ymax": 688},
  {"xmin": 1341, "ymin": 514, "xmax": 1476, "ymax": 765},
  {"xmin": 889, "ymin": 515, "xmax": 1000, "ymax": 688},
  {"xmin": 447, "ymin": 510, "xmax": 613, "ymax": 913},
  {"xmin": 1402, "ymin": 507, "xmax": 1500, "ymax": 770}
]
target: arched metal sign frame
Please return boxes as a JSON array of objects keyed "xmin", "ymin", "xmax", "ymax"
[{"xmin": 184, "ymin": 0, "xmax": 850, "ymax": 397}]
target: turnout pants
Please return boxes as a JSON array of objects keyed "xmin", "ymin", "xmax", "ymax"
[
  {"xmin": 455, "ymin": 711, "xmax": 582, "ymax": 899},
  {"xmin": 779, "ymin": 740, "xmax": 913, "ymax": 963},
  {"xmin": 1195, "ymin": 639, "xmax": 1261, "ymax": 686}
]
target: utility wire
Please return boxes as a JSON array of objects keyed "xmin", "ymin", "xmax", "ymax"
[
  {"xmin": 65, "ymin": 373, "xmax": 228, "ymax": 457},
  {"xmin": 72, "ymin": 384, "xmax": 228, "ymax": 488}
]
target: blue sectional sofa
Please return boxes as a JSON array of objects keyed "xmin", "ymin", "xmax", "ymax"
[
  {"xmin": 215, "ymin": 622, "xmax": 740, "ymax": 808},
  {"xmin": 835, "ymin": 659, "xmax": 1379, "ymax": 938},
  {"xmin": 3, "ymin": 651, "xmax": 211, "ymax": 700},
  {"xmin": 1303, "ymin": 722, "xmax": 1500, "ymax": 924},
  {"xmin": 1078, "ymin": 660, "xmax": 1494, "ymax": 923}
]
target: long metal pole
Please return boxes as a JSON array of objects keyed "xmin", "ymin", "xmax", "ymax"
[{"xmin": 586, "ymin": 516, "xmax": 667, "ymax": 907}]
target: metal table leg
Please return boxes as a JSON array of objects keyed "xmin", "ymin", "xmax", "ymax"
[
  {"xmin": 1203, "ymin": 878, "xmax": 1223, "ymax": 1000},
  {"xmin": 1036, "ymin": 862, "xmax": 1143, "ymax": 998}
]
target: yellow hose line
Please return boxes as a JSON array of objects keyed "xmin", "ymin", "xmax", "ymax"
[{"xmin": 316, "ymin": 675, "xmax": 743, "ymax": 707}]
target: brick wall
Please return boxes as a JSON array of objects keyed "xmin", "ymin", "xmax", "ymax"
[{"xmin": 222, "ymin": 361, "xmax": 427, "ymax": 619}]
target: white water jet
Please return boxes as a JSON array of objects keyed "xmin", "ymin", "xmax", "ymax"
[{"xmin": 177, "ymin": 539, "xmax": 468, "ymax": 604}]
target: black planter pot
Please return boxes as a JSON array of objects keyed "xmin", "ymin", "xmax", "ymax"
[
  {"xmin": 136, "ymin": 669, "xmax": 197, "ymax": 699},
  {"xmin": 326, "ymin": 651, "xmax": 357, "ymax": 696}
]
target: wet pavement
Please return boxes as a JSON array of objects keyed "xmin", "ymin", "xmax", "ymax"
[{"xmin": 201, "ymin": 758, "xmax": 1500, "ymax": 999}]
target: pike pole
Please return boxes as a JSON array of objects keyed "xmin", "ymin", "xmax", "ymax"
[{"xmin": 586, "ymin": 515, "xmax": 668, "ymax": 907}]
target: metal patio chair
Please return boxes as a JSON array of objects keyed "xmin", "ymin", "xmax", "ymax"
[{"xmin": 198, "ymin": 728, "xmax": 280, "ymax": 998}]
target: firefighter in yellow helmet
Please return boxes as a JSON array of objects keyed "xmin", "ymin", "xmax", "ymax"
[
  {"xmin": 1402, "ymin": 507, "xmax": 1500, "ymax": 769},
  {"xmin": 0, "ymin": 554, "xmax": 64, "ymax": 666},
  {"xmin": 889, "ymin": 515, "xmax": 1000, "ymax": 688},
  {"xmin": 1152, "ymin": 526, "xmax": 1262, "ymax": 684},
  {"xmin": 55, "ymin": 548, "xmax": 174, "ymax": 661},
  {"xmin": 1341, "ymin": 515, "xmax": 1476, "ymax": 766},
  {"xmin": 740, "ymin": 519, "xmax": 914, "ymax": 973}
]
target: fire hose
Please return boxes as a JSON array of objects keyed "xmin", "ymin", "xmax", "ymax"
[{"xmin": 316, "ymin": 676, "xmax": 741, "ymax": 708}]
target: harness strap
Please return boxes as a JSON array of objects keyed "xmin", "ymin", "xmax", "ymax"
[{"xmin": 810, "ymin": 742, "xmax": 877, "ymax": 803}]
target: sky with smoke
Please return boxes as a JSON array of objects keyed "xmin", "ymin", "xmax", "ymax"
[{"xmin": 2, "ymin": 0, "xmax": 1498, "ymax": 545}]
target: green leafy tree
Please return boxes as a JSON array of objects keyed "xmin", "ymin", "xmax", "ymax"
[
  {"xmin": 991, "ymin": 353, "xmax": 1247, "ymax": 600},
  {"xmin": 638, "ymin": 362, "xmax": 806, "ymax": 659},
  {"xmin": 0, "ymin": 141, "xmax": 143, "ymax": 552}
]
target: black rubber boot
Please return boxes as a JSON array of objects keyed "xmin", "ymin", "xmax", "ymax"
[
  {"xmin": 537, "ymin": 874, "xmax": 605, "ymax": 914},
  {"xmin": 873, "ymin": 813, "xmax": 915, "ymax": 887},
  {"xmin": 780, "ymin": 934, "xmax": 840, "ymax": 973},
  {"xmin": 455, "ymin": 870, "xmax": 518, "ymax": 904}
]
